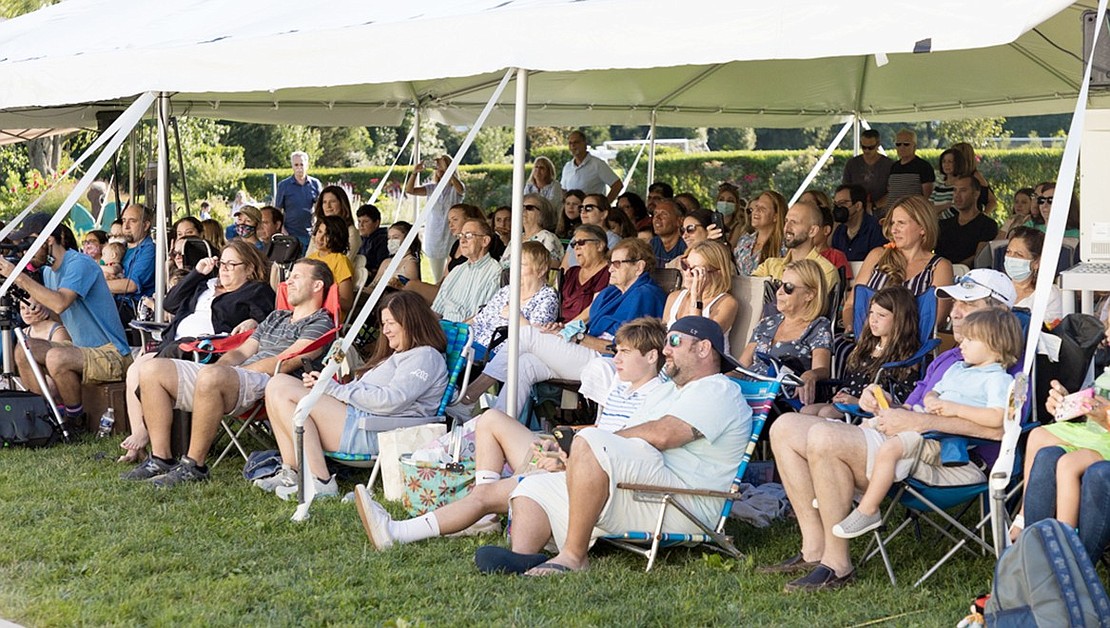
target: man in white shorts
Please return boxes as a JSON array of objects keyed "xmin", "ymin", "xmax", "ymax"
[
  {"xmin": 477, "ymin": 316, "xmax": 749, "ymax": 576},
  {"xmin": 123, "ymin": 259, "xmax": 336, "ymax": 487}
]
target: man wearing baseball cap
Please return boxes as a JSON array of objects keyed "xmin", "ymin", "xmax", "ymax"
[
  {"xmin": 766, "ymin": 268, "xmax": 1023, "ymax": 591},
  {"xmin": 476, "ymin": 316, "xmax": 749, "ymax": 576}
]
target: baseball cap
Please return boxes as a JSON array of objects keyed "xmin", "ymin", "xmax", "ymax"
[
  {"xmin": 937, "ymin": 268, "xmax": 1016, "ymax": 308},
  {"xmin": 668, "ymin": 316, "xmax": 741, "ymax": 372},
  {"xmin": 235, "ymin": 205, "xmax": 262, "ymax": 225},
  {"xmin": 8, "ymin": 212, "xmax": 52, "ymax": 241}
]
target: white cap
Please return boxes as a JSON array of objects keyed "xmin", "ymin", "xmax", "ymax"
[{"xmin": 937, "ymin": 268, "xmax": 1016, "ymax": 307}]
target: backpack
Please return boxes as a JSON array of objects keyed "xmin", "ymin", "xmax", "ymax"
[
  {"xmin": 986, "ymin": 519, "xmax": 1110, "ymax": 627},
  {"xmin": 0, "ymin": 391, "xmax": 58, "ymax": 448}
]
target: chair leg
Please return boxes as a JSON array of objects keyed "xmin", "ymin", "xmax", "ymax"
[
  {"xmin": 645, "ymin": 497, "xmax": 669, "ymax": 573},
  {"xmin": 872, "ymin": 528, "xmax": 897, "ymax": 586},
  {"xmin": 367, "ymin": 457, "xmax": 382, "ymax": 490}
]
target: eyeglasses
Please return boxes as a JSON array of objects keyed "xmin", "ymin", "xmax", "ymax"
[
  {"xmin": 458, "ymin": 232, "xmax": 487, "ymax": 241},
  {"xmin": 580, "ymin": 204, "xmax": 602, "ymax": 213},
  {"xmin": 218, "ymin": 260, "xmax": 245, "ymax": 269},
  {"xmin": 1036, "ymin": 196, "xmax": 1054, "ymax": 205},
  {"xmin": 860, "ymin": 144, "xmax": 879, "ymax": 151},
  {"xmin": 609, "ymin": 258, "xmax": 640, "ymax": 268},
  {"xmin": 523, "ymin": 204, "xmax": 541, "ymax": 212},
  {"xmin": 955, "ymin": 274, "xmax": 1008, "ymax": 302},
  {"xmin": 170, "ymin": 252, "xmax": 185, "ymax": 260},
  {"xmin": 569, "ymin": 238, "xmax": 600, "ymax": 248},
  {"xmin": 894, "ymin": 142, "xmax": 912, "ymax": 147},
  {"xmin": 680, "ymin": 224, "xmax": 704, "ymax": 234}
]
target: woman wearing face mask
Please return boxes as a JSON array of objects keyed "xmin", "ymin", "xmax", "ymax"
[
  {"xmin": 232, "ymin": 205, "xmax": 264, "ymax": 250},
  {"xmin": 82, "ymin": 230, "xmax": 108, "ymax": 263},
  {"xmin": 371, "ymin": 221, "xmax": 422, "ymax": 290},
  {"xmin": 717, "ymin": 182, "xmax": 747, "ymax": 250},
  {"xmin": 1005, "ymin": 226, "xmax": 1062, "ymax": 322}
]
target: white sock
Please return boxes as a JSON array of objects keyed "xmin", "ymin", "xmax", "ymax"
[
  {"xmin": 389, "ymin": 513, "xmax": 441, "ymax": 544},
  {"xmin": 475, "ymin": 470, "xmax": 500, "ymax": 485}
]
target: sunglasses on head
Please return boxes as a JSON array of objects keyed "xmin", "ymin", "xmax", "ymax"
[
  {"xmin": 955, "ymin": 274, "xmax": 1008, "ymax": 303},
  {"xmin": 1037, "ymin": 195, "xmax": 1054, "ymax": 205}
]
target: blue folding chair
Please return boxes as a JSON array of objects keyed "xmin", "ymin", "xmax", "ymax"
[
  {"xmin": 323, "ymin": 320, "xmax": 474, "ymax": 486},
  {"xmin": 600, "ymin": 374, "xmax": 786, "ymax": 571}
]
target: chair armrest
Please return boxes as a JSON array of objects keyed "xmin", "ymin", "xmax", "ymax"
[
  {"xmin": 617, "ymin": 482, "xmax": 741, "ymax": 501},
  {"xmin": 880, "ymin": 338, "xmax": 941, "ymax": 370}
]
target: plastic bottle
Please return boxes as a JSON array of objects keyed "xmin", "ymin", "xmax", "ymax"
[{"xmin": 96, "ymin": 408, "xmax": 115, "ymax": 438}]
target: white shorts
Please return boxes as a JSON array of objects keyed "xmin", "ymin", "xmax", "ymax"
[
  {"xmin": 171, "ymin": 360, "xmax": 270, "ymax": 416},
  {"xmin": 510, "ymin": 428, "xmax": 717, "ymax": 551},
  {"xmin": 861, "ymin": 427, "xmax": 986, "ymax": 487}
]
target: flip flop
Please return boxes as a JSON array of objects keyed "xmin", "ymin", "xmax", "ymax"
[
  {"xmin": 524, "ymin": 561, "xmax": 577, "ymax": 577},
  {"xmin": 474, "ymin": 546, "xmax": 548, "ymax": 575},
  {"xmin": 116, "ymin": 449, "xmax": 142, "ymax": 464}
]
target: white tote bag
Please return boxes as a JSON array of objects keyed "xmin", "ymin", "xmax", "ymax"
[{"xmin": 377, "ymin": 424, "xmax": 447, "ymax": 500}]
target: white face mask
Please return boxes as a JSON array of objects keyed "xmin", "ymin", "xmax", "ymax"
[
  {"xmin": 387, "ymin": 238, "xmax": 401, "ymax": 255},
  {"xmin": 716, "ymin": 200, "xmax": 737, "ymax": 216},
  {"xmin": 1003, "ymin": 256, "xmax": 1033, "ymax": 282}
]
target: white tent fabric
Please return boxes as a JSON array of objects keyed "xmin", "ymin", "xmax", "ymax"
[{"xmin": 0, "ymin": 0, "xmax": 1088, "ymax": 129}]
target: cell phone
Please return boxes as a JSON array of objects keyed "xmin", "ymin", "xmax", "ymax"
[
  {"xmin": 396, "ymin": 275, "xmax": 410, "ymax": 286},
  {"xmin": 301, "ymin": 357, "xmax": 315, "ymax": 374},
  {"xmin": 1055, "ymin": 388, "xmax": 1095, "ymax": 422},
  {"xmin": 552, "ymin": 426, "xmax": 575, "ymax": 455}
]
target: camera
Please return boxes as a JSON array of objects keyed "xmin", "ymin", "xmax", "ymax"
[{"xmin": 0, "ymin": 240, "xmax": 31, "ymax": 264}]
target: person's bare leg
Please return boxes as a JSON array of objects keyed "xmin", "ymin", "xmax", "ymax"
[
  {"xmin": 1056, "ymin": 449, "xmax": 1102, "ymax": 528},
  {"xmin": 509, "ymin": 496, "xmax": 555, "ymax": 555},
  {"xmin": 529, "ymin": 439, "xmax": 607, "ymax": 573},
  {"xmin": 287, "ymin": 394, "xmax": 351, "ymax": 480},
  {"xmin": 806, "ymin": 421, "xmax": 870, "ymax": 576},
  {"xmin": 43, "ymin": 345, "xmax": 85, "ymax": 406},
  {"xmin": 429, "ymin": 480, "xmax": 516, "ymax": 534},
  {"xmin": 265, "ymin": 374, "xmax": 307, "ymax": 465},
  {"xmin": 120, "ymin": 355, "xmax": 153, "ymax": 461},
  {"xmin": 186, "ymin": 365, "xmax": 247, "ymax": 465},
  {"xmin": 138, "ymin": 359, "xmax": 182, "ymax": 460},
  {"xmin": 14, "ymin": 338, "xmax": 51, "ymax": 396},
  {"xmin": 769, "ymin": 412, "xmax": 827, "ymax": 562},
  {"xmin": 475, "ymin": 409, "xmax": 538, "ymax": 473},
  {"xmin": 854, "ymin": 438, "xmax": 903, "ymax": 516}
]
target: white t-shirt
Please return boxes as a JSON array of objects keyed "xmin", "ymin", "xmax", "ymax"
[
  {"xmin": 174, "ymin": 278, "xmax": 218, "ymax": 338},
  {"xmin": 560, "ymin": 154, "xmax": 618, "ymax": 196},
  {"xmin": 421, "ymin": 181, "xmax": 465, "ymax": 259},
  {"xmin": 1015, "ymin": 284, "xmax": 1063, "ymax": 324}
]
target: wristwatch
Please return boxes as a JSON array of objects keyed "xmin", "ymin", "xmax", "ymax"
[
  {"xmin": 695, "ymin": 300, "xmax": 704, "ymax": 310},
  {"xmin": 574, "ymin": 332, "xmax": 585, "ymax": 344}
]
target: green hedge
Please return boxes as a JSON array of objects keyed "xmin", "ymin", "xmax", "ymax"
[{"xmin": 240, "ymin": 148, "xmax": 1065, "ymax": 223}]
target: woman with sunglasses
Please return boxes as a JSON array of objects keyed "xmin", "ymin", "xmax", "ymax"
[
  {"xmin": 665, "ymin": 241, "xmax": 738, "ymax": 351},
  {"xmin": 739, "ymin": 259, "xmax": 832, "ymax": 405},
  {"xmin": 560, "ymin": 224, "xmax": 611, "ymax": 323},
  {"xmin": 561, "ymin": 194, "xmax": 620, "ymax": 269},
  {"xmin": 463, "ymin": 238, "xmax": 665, "ymax": 417},
  {"xmin": 666, "ymin": 208, "xmax": 717, "ymax": 270},
  {"xmin": 501, "ymin": 193, "xmax": 564, "ymax": 268},
  {"xmin": 845, "ymin": 195, "xmax": 953, "ymax": 330},
  {"xmin": 1027, "ymin": 181, "xmax": 1081, "ymax": 238},
  {"xmin": 118, "ymin": 240, "xmax": 274, "ymax": 463},
  {"xmin": 733, "ymin": 190, "xmax": 786, "ymax": 276}
]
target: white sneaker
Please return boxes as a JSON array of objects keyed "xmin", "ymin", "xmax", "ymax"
[
  {"xmin": 275, "ymin": 473, "xmax": 339, "ymax": 501},
  {"xmin": 355, "ymin": 484, "xmax": 395, "ymax": 550},
  {"xmin": 446, "ymin": 513, "xmax": 502, "ymax": 538},
  {"xmin": 253, "ymin": 465, "xmax": 298, "ymax": 493}
]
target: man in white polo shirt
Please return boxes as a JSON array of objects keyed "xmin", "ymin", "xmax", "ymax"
[{"xmin": 560, "ymin": 130, "xmax": 623, "ymax": 202}]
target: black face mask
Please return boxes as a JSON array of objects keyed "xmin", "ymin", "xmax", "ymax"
[{"xmin": 833, "ymin": 205, "xmax": 850, "ymax": 223}]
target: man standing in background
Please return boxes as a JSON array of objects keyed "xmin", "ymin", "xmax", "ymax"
[{"xmin": 274, "ymin": 151, "xmax": 322, "ymax": 250}]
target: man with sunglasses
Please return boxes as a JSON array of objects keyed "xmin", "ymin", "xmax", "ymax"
[
  {"xmin": 480, "ymin": 316, "xmax": 749, "ymax": 576},
  {"xmin": 0, "ymin": 213, "xmax": 133, "ymax": 433},
  {"xmin": 429, "ymin": 219, "xmax": 501, "ymax": 322},
  {"xmin": 841, "ymin": 129, "xmax": 892, "ymax": 214},
  {"xmin": 884, "ymin": 129, "xmax": 935, "ymax": 216},
  {"xmin": 560, "ymin": 131, "xmax": 622, "ymax": 202},
  {"xmin": 765, "ymin": 268, "xmax": 1019, "ymax": 591}
]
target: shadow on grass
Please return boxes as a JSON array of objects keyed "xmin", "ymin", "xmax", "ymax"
[{"xmin": 0, "ymin": 438, "xmax": 995, "ymax": 626}]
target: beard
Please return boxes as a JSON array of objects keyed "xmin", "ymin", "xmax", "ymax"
[{"xmin": 783, "ymin": 231, "xmax": 805, "ymax": 248}]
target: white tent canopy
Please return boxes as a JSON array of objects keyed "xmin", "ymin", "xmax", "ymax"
[{"xmin": 0, "ymin": 0, "xmax": 1091, "ymax": 129}]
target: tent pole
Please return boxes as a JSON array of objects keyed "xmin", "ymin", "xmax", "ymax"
[
  {"xmin": 788, "ymin": 118, "xmax": 854, "ymax": 206},
  {"xmin": 171, "ymin": 115, "xmax": 190, "ymax": 217},
  {"xmin": 505, "ymin": 67, "xmax": 529, "ymax": 420},
  {"xmin": 646, "ymin": 110, "xmax": 657, "ymax": 187},
  {"xmin": 852, "ymin": 113, "xmax": 861, "ymax": 154},
  {"xmin": 411, "ymin": 107, "xmax": 421, "ymax": 223},
  {"xmin": 154, "ymin": 93, "xmax": 170, "ymax": 322},
  {"xmin": 128, "ymin": 132, "xmax": 136, "ymax": 202}
]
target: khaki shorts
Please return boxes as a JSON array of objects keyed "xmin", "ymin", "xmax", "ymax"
[
  {"xmin": 861, "ymin": 427, "xmax": 985, "ymax": 487},
  {"xmin": 171, "ymin": 360, "xmax": 270, "ymax": 415},
  {"xmin": 81, "ymin": 344, "xmax": 132, "ymax": 384}
]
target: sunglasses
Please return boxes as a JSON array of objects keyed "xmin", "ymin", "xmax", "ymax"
[
  {"xmin": 218, "ymin": 260, "xmax": 245, "ymax": 269},
  {"xmin": 860, "ymin": 144, "xmax": 879, "ymax": 151},
  {"xmin": 773, "ymin": 280, "xmax": 799, "ymax": 295},
  {"xmin": 681, "ymin": 224, "xmax": 705, "ymax": 234},
  {"xmin": 523, "ymin": 204, "xmax": 542, "ymax": 212},
  {"xmin": 1037, "ymin": 195, "xmax": 1054, "ymax": 205},
  {"xmin": 894, "ymin": 142, "xmax": 912, "ymax": 147},
  {"xmin": 955, "ymin": 274, "xmax": 1008, "ymax": 303},
  {"xmin": 580, "ymin": 204, "xmax": 602, "ymax": 213},
  {"xmin": 569, "ymin": 238, "xmax": 599, "ymax": 248},
  {"xmin": 609, "ymin": 258, "xmax": 639, "ymax": 268},
  {"xmin": 667, "ymin": 333, "xmax": 685, "ymax": 347}
]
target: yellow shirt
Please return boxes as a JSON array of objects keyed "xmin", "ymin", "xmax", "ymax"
[{"xmin": 752, "ymin": 247, "xmax": 840, "ymax": 293}]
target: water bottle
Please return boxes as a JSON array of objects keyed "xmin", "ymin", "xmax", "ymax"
[{"xmin": 96, "ymin": 408, "xmax": 115, "ymax": 439}]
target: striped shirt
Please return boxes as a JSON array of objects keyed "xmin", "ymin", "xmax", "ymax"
[{"xmin": 595, "ymin": 377, "xmax": 664, "ymax": 433}]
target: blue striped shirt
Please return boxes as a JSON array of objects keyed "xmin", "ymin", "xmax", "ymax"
[{"xmin": 595, "ymin": 377, "xmax": 664, "ymax": 433}]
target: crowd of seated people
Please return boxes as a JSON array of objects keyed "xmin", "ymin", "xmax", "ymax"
[{"xmin": 3, "ymin": 129, "xmax": 1106, "ymax": 596}]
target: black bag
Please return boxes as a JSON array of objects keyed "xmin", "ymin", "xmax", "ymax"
[{"xmin": 0, "ymin": 391, "xmax": 58, "ymax": 448}]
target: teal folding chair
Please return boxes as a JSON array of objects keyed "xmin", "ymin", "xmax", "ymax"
[
  {"xmin": 323, "ymin": 320, "xmax": 474, "ymax": 487},
  {"xmin": 601, "ymin": 374, "xmax": 784, "ymax": 571}
]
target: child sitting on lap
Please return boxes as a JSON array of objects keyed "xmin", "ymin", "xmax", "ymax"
[
  {"xmin": 100, "ymin": 241, "xmax": 126, "ymax": 280},
  {"xmin": 833, "ymin": 308, "xmax": 1024, "ymax": 538}
]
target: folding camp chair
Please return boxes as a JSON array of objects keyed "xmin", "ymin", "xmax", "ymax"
[
  {"xmin": 186, "ymin": 282, "xmax": 342, "ymax": 468},
  {"xmin": 601, "ymin": 370, "xmax": 796, "ymax": 571},
  {"xmin": 861, "ymin": 373, "xmax": 1029, "ymax": 587},
  {"xmin": 320, "ymin": 320, "xmax": 475, "ymax": 488}
]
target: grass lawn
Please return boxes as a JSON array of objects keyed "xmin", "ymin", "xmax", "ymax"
[{"xmin": 0, "ymin": 436, "xmax": 999, "ymax": 626}]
